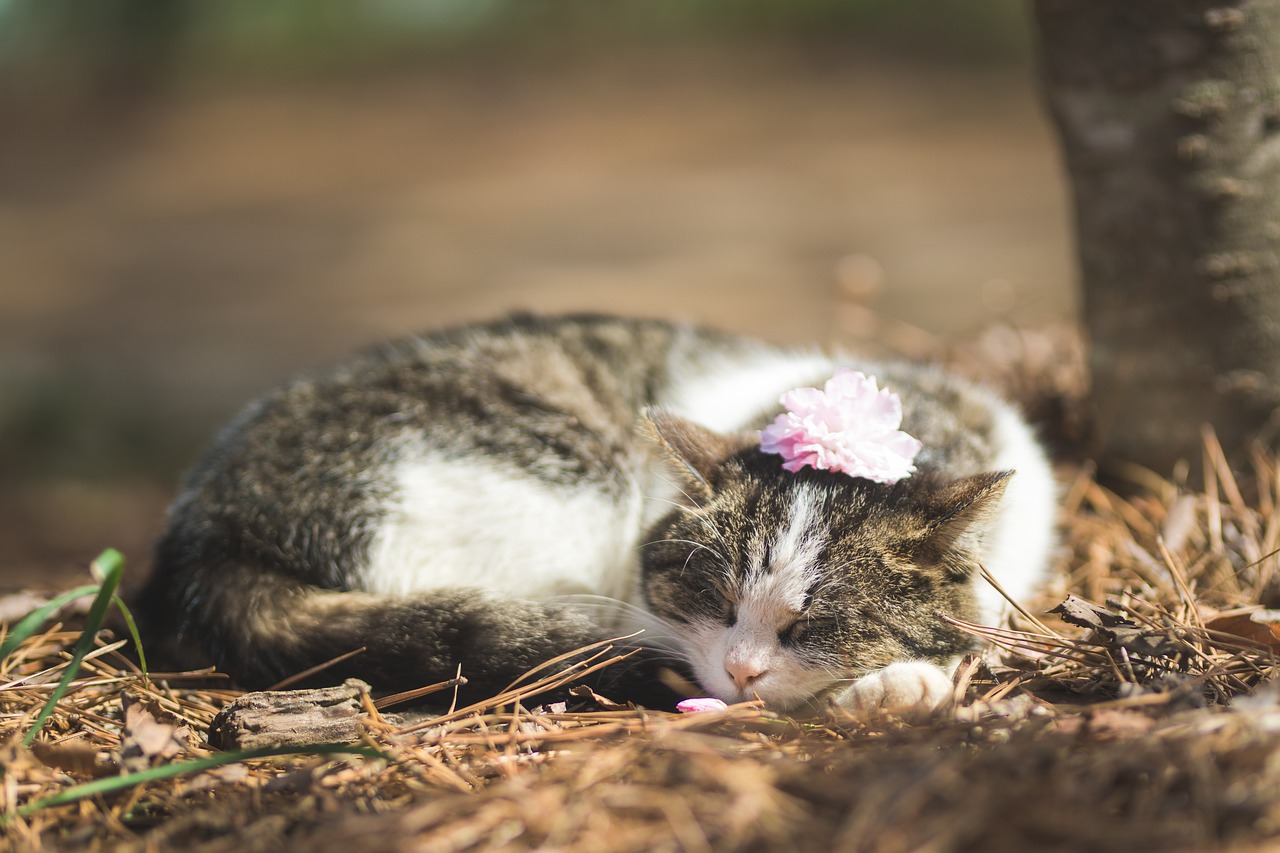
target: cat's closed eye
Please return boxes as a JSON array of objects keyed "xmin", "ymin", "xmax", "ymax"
[
  {"xmin": 691, "ymin": 586, "xmax": 736, "ymax": 625},
  {"xmin": 718, "ymin": 596, "xmax": 736, "ymax": 627},
  {"xmin": 780, "ymin": 615, "xmax": 837, "ymax": 644}
]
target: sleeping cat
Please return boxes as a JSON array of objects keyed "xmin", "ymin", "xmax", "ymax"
[{"xmin": 139, "ymin": 313, "xmax": 1056, "ymax": 715}]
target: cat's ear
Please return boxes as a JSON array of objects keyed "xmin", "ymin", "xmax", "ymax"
[
  {"xmin": 915, "ymin": 471, "xmax": 1013, "ymax": 577},
  {"xmin": 642, "ymin": 409, "xmax": 756, "ymax": 501}
]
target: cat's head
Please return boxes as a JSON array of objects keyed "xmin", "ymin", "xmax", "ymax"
[{"xmin": 639, "ymin": 410, "xmax": 1010, "ymax": 711}]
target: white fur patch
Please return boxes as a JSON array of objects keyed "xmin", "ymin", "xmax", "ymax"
[
  {"xmin": 659, "ymin": 348, "xmax": 836, "ymax": 433},
  {"xmin": 363, "ymin": 449, "xmax": 643, "ymax": 606},
  {"xmin": 696, "ymin": 613, "xmax": 835, "ymax": 710},
  {"xmin": 741, "ymin": 486, "xmax": 826, "ymax": 618},
  {"xmin": 691, "ymin": 487, "xmax": 834, "ymax": 709},
  {"xmin": 839, "ymin": 660, "xmax": 954, "ymax": 719},
  {"xmin": 978, "ymin": 396, "xmax": 1058, "ymax": 621}
]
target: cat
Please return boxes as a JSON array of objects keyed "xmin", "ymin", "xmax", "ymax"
[{"xmin": 138, "ymin": 312, "xmax": 1056, "ymax": 716}]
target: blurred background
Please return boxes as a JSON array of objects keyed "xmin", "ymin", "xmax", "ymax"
[{"xmin": 0, "ymin": 0, "xmax": 1076, "ymax": 590}]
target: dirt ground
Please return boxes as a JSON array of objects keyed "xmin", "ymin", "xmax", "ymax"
[
  {"xmin": 21, "ymin": 45, "xmax": 1280, "ymax": 853},
  {"xmin": 0, "ymin": 46, "xmax": 1074, "ymax": 589}
]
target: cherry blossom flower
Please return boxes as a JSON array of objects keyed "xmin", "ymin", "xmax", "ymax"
[
  {"xmin": 758, "ymin": 370, "xmax": 922, "ymax": 484},
  {"xmin": 676, "ymin": 697, "xmax": 729, "ymax": 713}
]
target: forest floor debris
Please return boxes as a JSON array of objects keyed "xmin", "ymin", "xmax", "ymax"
[{"xmin": 5, "ymin": 329, "xmax": 1280, "ymax": 852}]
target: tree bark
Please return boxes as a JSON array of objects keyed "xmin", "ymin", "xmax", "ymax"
[
  {"xmin": 207, "ymin": 679, "xmax": 378, "ymax": 750},
  {"xmin": 1032, "ymin": 0, "xmax": 1280, "ymax": 471}
]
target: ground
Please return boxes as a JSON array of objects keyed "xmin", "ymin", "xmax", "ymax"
[
  {"xmin": 4, "ymin": 333, "xmax": 1280, "ymax": 852},
  {"xmin": 9, "ymin": 46, "xmax": 1264, "ymax": 853}
]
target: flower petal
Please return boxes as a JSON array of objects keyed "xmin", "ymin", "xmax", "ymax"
[
  {"xmin": 757, "ymin": 370, "xmax": 922, "ymax": 484},
  {"xmin": 676, "ymin": 697, "xmax": 729, "ymax": 713}
]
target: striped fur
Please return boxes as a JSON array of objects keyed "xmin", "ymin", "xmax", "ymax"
[{"xmin": 139, "ymin": 313, "xmax": 1056, "ymax": 714}]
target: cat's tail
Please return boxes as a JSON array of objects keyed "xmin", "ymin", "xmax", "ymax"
[{"xmin": 136, "ymin": 564, "xmax": 676, "ymax": 708}]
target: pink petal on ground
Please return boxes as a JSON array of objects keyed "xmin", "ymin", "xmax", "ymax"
[{"xmin": 676, "ymin": 697, "xmax": 729, "ymax": 713}]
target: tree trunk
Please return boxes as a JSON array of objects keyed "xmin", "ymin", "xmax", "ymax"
[{"xmin": 1032, "ymin": 0, "xmax": 1280, "ymax": 472}]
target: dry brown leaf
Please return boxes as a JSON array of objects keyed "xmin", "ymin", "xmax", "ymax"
[
  {"xmin": 31, "ymin": 742, "xmax": 116, "ymax": 778},
  {"xmin": 1050, "ymin": 595, "xmax": 1137, "ymax": 631},
  {"xmin": 1205, "ymin": 611, "xmax": 1280, "ymax": 652},
  {"xmin": 0, "ymin": 589, "xmax": 93, "ymax": 624},
  {"xmin": 121, "ymin": 691, "xmax": 195, "ymax": 771},
  {"xmin": 0, "ymin": 591, "xmax": 54, "ymax": 624},
  {"xmin": 567, "ymin": 684, "xmax": 635, "ymax": 712}
]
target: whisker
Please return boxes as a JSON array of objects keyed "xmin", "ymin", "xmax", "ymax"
[
  {"xmin": 647, "ymin": 473, "xmax": 737, "ymax": 565},
  {"xmin": 642, "ymin": 492, "xmax": 696, "ymax": 515},
  {"xmin": 641, "ymin": 538, "xmax": 728, "ymax": 568},
  {"xmin": 556, "ymin": 596, "xmax": 699, "ymax": 671},
  {"xmin": 648, "ymin": 470, "xmax": 702, "ymax": 508}
]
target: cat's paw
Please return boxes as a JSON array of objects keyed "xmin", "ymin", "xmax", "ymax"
[{"xmin": 838, "ymin": 661, "xmax": 954, "ymax": 720}]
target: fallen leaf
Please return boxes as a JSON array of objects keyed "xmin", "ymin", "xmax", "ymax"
[
  {"xmin": 0, "ymin": 591, "xmax": 52, "ymax": 624},
  {"xmin": 567, "ymin": 685, "xmax": 634, "ymax": 712},
  {"xmin": 1050, "ymin": 596, "xmax": 1184, "ymax": 662},
  {"xmin": 31, "ymin": 742, "xmax": 116, "ymax": 778},
  {"xmin": 0, "ymin": 589, "xmax": 94, "ymax": 623},
  {"xmin": 1206, "ymin": 611, "xmax": 1280, "ymax": 652},
  {"xmin": 180, "ymin": 763, "xmax": 249, "ymax": 794},
  {"xmin": 120, "ymin": 691, "xmax": 194, "ymax": 771},
  {"xmin": 1050, "ymin": 595, "xmax": 1137, "ymax": 631},
  {"xmin": 1107, "ymin": 626, "xmax": 1184, "ymax": 660}
]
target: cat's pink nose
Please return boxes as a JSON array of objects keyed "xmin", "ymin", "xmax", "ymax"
[{"xmin": 725, "ymin": 660, "xmax": 767, "ymax": 690}]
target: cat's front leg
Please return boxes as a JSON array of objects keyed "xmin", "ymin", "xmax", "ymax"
[{"xmin": 837, "ymin": 661, "xmax": 954, "ymax": 720}]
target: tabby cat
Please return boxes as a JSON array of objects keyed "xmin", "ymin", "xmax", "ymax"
[{"xmin": 140, "ymin": 313, "xmax": 1055, "ymax": 714}]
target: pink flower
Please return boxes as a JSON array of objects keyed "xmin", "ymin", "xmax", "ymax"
[
  {"xmin": 676, "ymin": 697, "xmax": 729, "ymax": 713},
  {"xmin": 758, "ymin": 370, "xmax": 922, "ymax": 484}
]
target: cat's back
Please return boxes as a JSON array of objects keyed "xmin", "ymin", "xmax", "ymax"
[
  {"xmin": 175, "ymin": 314, "xmax": 689, "ymax": 500},
  {"xmin": 156, "ymin": 314, "xmax": 775, "ymax": 601},
  {"xmin": 238, "ymin": 313, "xmax": 689, "ymax": 473}
]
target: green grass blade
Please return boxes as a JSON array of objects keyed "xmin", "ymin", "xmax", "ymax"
[
  {"xmin": 0, "ymin": 585, "xmax": 100, "ymax": 663},
  {"xmin": 12, "ymin": 743, "xmax": 386, "ymax": 819},
  {"xmin": 109, "ymin": 595, "xmax": 147, "ymax": 675},
  {"xmin": 22, "ymin": 549, "xmax": 126, "ymax": 746}
]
